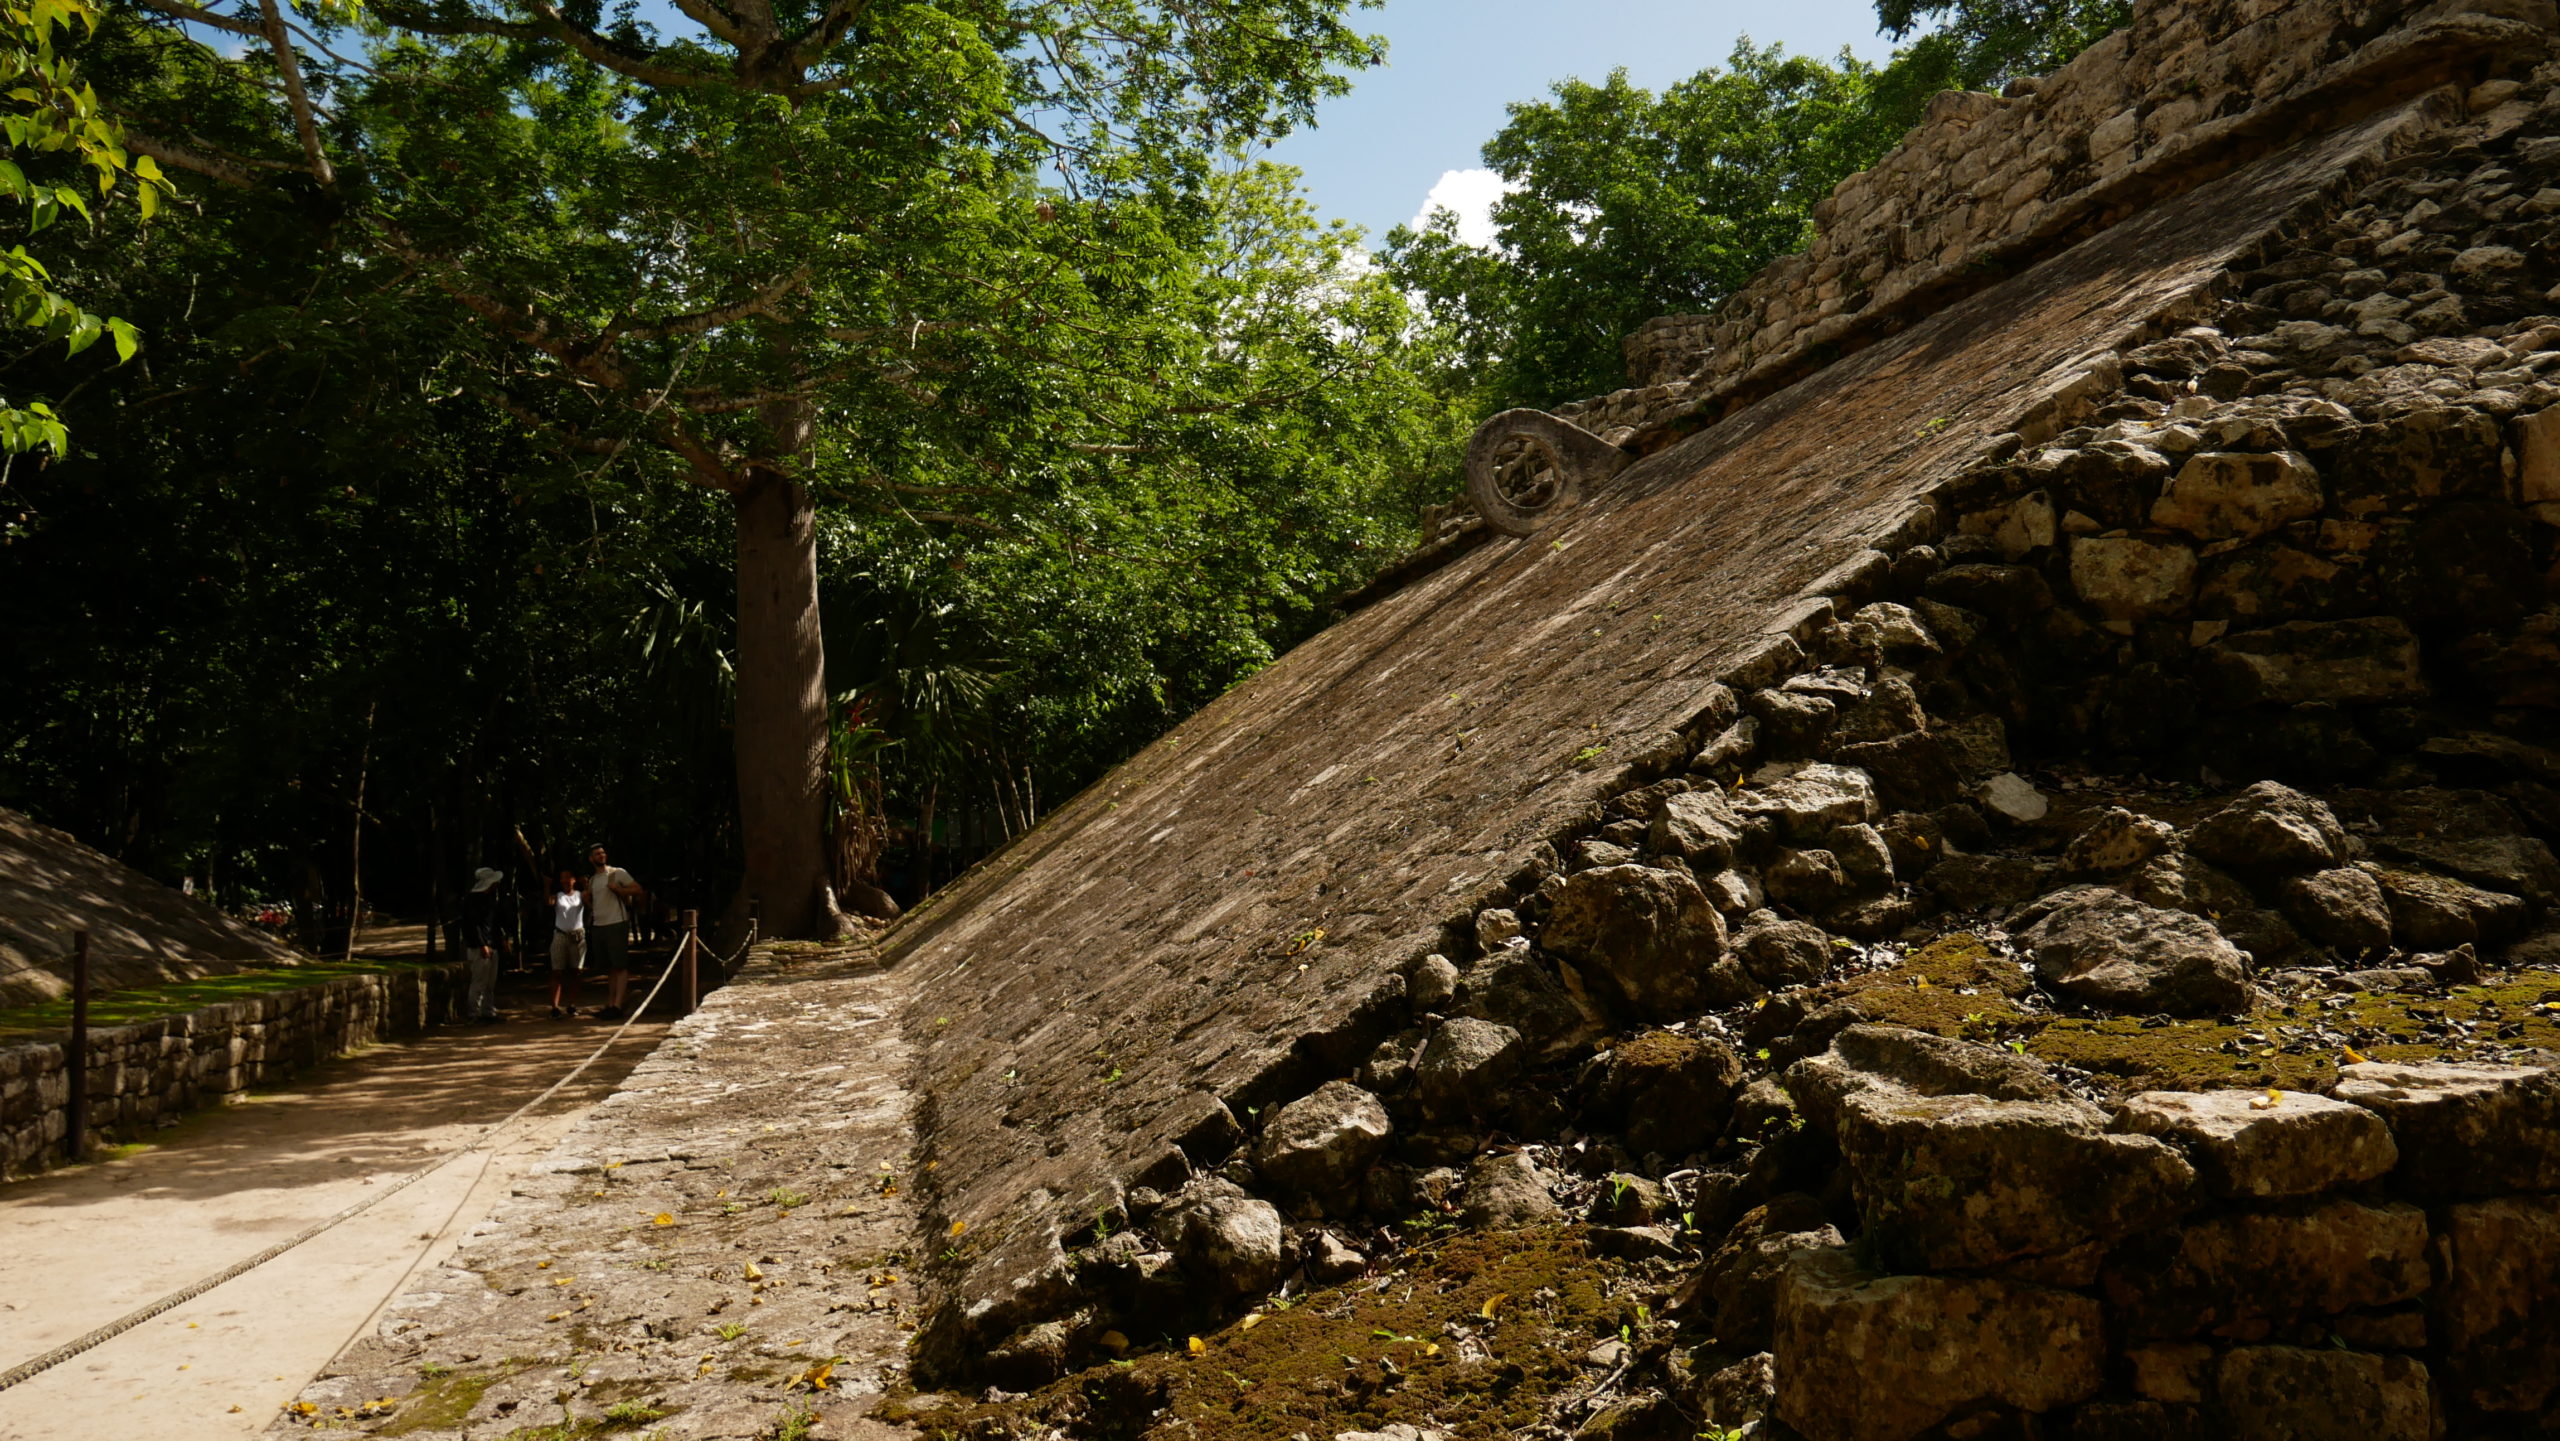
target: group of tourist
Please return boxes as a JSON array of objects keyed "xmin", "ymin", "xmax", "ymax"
[{"xmin": 452, "ymin": 843, "xmax": 643, "ymax": 1024}]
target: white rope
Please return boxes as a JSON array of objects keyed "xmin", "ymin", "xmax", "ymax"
[{"xmin": 0, "ymin": 925, "xmax": 758, "ymax": 1393}]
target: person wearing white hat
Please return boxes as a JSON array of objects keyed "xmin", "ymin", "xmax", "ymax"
[{"xmin": 459, "ymin": 865, "xmax": 509, "ymax": 1023}]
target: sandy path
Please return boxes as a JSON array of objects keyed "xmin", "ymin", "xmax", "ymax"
[{"xmin": 0, "ymin": 989, "xmax": 669, "ymax": 1441}]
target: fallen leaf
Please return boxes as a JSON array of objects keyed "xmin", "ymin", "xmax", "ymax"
[
  {"xmin": 1239, "ymin": 1313, "xmax": 1263, "ymax": 1331},
  {"xmin": 1479, "ymin": 1293, "xmax": 1508, "ymax": 1320},
  {"xmin": 1187, "ymin": 1336, "xmax": 1207, "ymax": 1356},
  {"xmin": 653, "ymin": 1213, "xmax": 677, "ymax": 1227},
  {"xmin": 2343, "ymin": 1047, "xmax": 2370, "ymax": 1065},
  {"xmin": 744, "ymin": 1262, "xmax": 764, "ymax": 1281},
  {"xmin": 948, "ymin": 1220, "xmax": 967, "ymax": 1237}
]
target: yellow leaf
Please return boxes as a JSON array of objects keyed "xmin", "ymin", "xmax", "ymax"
[
  {"xmin": 948, "ymin": 1220, "xmax": 967, "ymax": 1237},
  {"xmin": 537, "ymin": 1260, "xmax": 552, "ymax": 1269},
  {"xmin": 745, "ymin": 1262, "xmax": 764, "ymax": 1281},
  {"xmin": 1187, "ymin": 1336, "xmax": 1207, "ymax": 1355},
  {"xmin": 653, "ymin": 1213, "xmax": 677, "ymax": 1227},
  {"xmin": 1239, "ymin": 1313, "xmax": 1263, "ymax": 1331},
  {"xmin": 1480, "ymin": 1293, "xmax": 1508, "ymax": 1320},
  {"xmin": 1424, "ymin": 1342, "xmax": 1441, "ymax": 1357},
  {"xmin": 2343, "ymin": 1047, "xmax": 2369, "ymax": 1065}
]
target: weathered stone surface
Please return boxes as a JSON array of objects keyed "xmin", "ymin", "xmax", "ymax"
[
  {"xmin": 1413, "ymin": 1018, "xmax": 1524, "ymax": 1121},
  {"xmin": 1580, "ymin": 1031, "xmax": 1742, "ymax": 1157},
  {"xmin": 2128, "ymin": 850, "xmax": 2257, "ymax": 918},
  {"xmin": 1648, "ymin": 788, "xmax": 1745, "ymax": 869},
  {"xmin": 2070, "ymin": 535, "xmax": 2198, "ymax": 619},
  {"xmin": 1457, "ymin": 1150, "xmax": 1560, "ymax": 1227},
  {"xmin": 1764, "ymin": 847, "xmax": 1850, "ymax": 908},
  {"xmin": 2453, "ymin": 610, "xmax": 2560, "ymax": 708},
  {"xmin": 2115, "ymin": 1088, "xmax": 2396, "ymax": 1199},
  {"xmin": 1786, "ymin": 1024, "xmax": 2063, "ymax": 1137},
  {"xmin": 2278, "ymin": 866, "xmax": 2393, "ymax": 953},
  {"xmin": 1540, "ymin": 865, "xmax": 1731, "ymax": 1019},
  {"xmin": 2151, "ymin": 450, "xmax": 2323, "ymax": 540},
  {"xmin": 1693, "ymin": 1353, "xmax": 1776, "ymax": 1431},
  {"xmin": 2214, "ymin": 1346, "xmax": 2438, "ymax": 1441},
  {"xmin": 1162, "ymin": 1177, "xmax": 1286, "ymax": 1296},
  {"xmin": 2365, "ymin": 865, "xmax": 2530, "ymax": 948},
  {"xmin": 2188, "ymin": 781, "xmax": 2349, "ymax": 874},
  {"xmin": 2101, "ymin": 1199, "xmax": 2429, "ymax": 1341},
  {"xmin": 2203, "ymin": 616, "xmax": 2428, "ymax": 705},
  {"xmin": 1773, "ymin": 1249, "xmax": 2104, "ymax": 1441},
  {"xmin": 2021, "ymin": 886, "xmax": 2254, "ymax": 1016},
  {"xmin": 1836, "ymin": 1088, "xmax": 2195, "ymax": 1271},
  {"xmin": 1458, "ymin": 949, "xmax": 1603, "ymax": 1062},
  {"xmin": 1251, "ymin": 1080, "xmax": 1392, "ymax": 1199},
  {"xmin": 1978, "ymin": 771, "xmax": 2050, "ymax": 823},
  {"xmin": 2333, "ymin": 1060, "xmax": 2560, "ymax": 1198},
  {"xmin": 2436, "ymin": 1195, "xmax": 2560, "ymax": 1414},
  {"xmin": 878, "ymin": 100, "xmax": 2478, "ymax": 1356},
  {"xmin": 1697, "ymin": 1198, "xmax": 1845, "ymax": 1353},
  {"xmin": 2127, "ymin": 1341, "xmax": 2217, "ymax": 1404},
  {"xmin": 1734, "ymin": 764, "xmax": 1881, "ymax": 841},
  {"xmin": 1407, "ymin": 953, "xmax": 1460, "ymax": 1011},
  {"xmin": 1734, "ymin": 911, "xmax": 1835, "ymax": 988},
  {"xmin": 2062, "ymin": 806, "xmax": 2176, "ymax": 874}
]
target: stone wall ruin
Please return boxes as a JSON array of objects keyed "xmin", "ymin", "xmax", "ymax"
[{"xmin": 886, "ymin": 4, "xmax": 2560, "ymax": 1430}]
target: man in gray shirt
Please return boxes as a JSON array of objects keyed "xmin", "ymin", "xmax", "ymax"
[{"xmin": 586, "ymin": 843, "xmax": 643, "ymax": 1020}]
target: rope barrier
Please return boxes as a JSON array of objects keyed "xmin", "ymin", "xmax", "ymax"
[{"xmin": 0, "ymin": 924, "xmax": 758, "ymax": 1394}]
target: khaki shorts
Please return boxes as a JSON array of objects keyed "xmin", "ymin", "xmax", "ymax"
[{"xmin": 549, "ymin": 929, "xmax": 586, "ymax": 971}]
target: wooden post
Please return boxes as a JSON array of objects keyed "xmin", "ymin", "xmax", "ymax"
[
  {"xmin": 64, "ymin": 931, "xmax": 88, "ymax": 1164},
  {"xmin": 682, "ymin": 909, "xmax": 700, "ymax": 1013}
]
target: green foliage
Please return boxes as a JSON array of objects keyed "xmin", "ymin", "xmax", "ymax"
[
  {"xmin": 1385, "ymin": 1, "xmax": 2130, "ymax": 412},
  {"xmin": 0, "ymin": 0, "xmax": 162, "ymax": 451},
  {"xmin": 1386, "ymin": 42, "xmax": 1898, "ymax": 409},
  {"xmin": 1871, "ymin": 0, "xmax": 2133, "ymax": 127}
]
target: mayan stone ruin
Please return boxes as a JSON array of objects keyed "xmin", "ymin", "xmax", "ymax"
[{"xmin": 277, "ymin": 0, "xmax": 2560, "ymax": 1436}]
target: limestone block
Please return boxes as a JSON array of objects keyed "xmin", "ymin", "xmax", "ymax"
[
  {"xmin": 1249, "ymin": 1080, "xmax": 1391, "ymax": 1199},
  {"xmin": 1836, "ymin": 1087, "xmax": 2195, "ymax": 1271},
  {"xmin": 2100, "ymin": 1199, "xmax": 2430, "ymax": 1340},
  {"xmin": 1732, "ymin": 764, "xmax": 1880, "ymax": 840},
  {"xmin": 1773, "ymin": 1249, "xmax": 2104, "ymax": 1441},
  {"xmin": 1412, "ymin": 1018, "xmax": 1522, "ymax": 1120},
  {"xmin": 2189, "ymin": 781, "xmax": 2349, "ymax": 874},
  {"xmin": 1540, "ymin": 864, "xmax": 1731, "ymax": 1018},
  {"xmin": 2020, "ymin": 886, "xmax": 2254, "ymax": 1016},
  {"xmin": 2151, "ymin": 451, "xmax": 2324, "ymax": 540},
  {"xmin": 2115, "ymin": 1088, "xmax": 2396, "ymax": 1199},
  {"xmin": 1457, "ymin": 1150, "xmax": 1559, "ymax": 1227},
  {"xmin": 2070, "ymin": 535, "xmax": 2198, "ymax": 619},
  {"xmin": 2436, "ymin": 1195, "xmax": 2560, "ymax": 1414},
  {"xmin": 1648, "ymin": 788, "xmax": 1745, "ymax": 869},
  {"xmin": 2334, "ymin": 1060, "xmax": 2560, "ymax": 1198},
  {"xmin": 2215, "ymin": 1346, "xmax": 2437, "ymax": 1441}
]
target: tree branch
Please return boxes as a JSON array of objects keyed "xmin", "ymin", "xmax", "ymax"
[{"xmin": 253, "ymin": 0, "xmax": 335, "ymax": 185}]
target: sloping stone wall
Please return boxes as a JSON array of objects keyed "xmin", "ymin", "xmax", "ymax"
[
  {"xmin": 1553, "ymin": 0, "xmax": 2558, "ymax": 448},
  {"xmin": 888, "ymin": 91, "xmax": 2468, "ymax": 1377},
  {"xmin": 0, "ymin": 964, "xmax": 468, "ymax": 1178}
]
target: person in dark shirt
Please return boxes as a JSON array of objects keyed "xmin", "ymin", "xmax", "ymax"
[{"xmin": 459, "ymin": 866, "xmax": 509, "ymax": 1023}]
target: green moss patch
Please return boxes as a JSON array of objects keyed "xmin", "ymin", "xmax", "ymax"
[
  {"xmin": 375, "ymin": 1367, "xmax": 501, "ymax": 1435},
  {"xmin": 1834, "ymin": 933, "xmax": 2560, "ymax": 1094},
  {"xmin": 899, "ymin": 1227, "xmax": 1657, "ymax": 1441}
]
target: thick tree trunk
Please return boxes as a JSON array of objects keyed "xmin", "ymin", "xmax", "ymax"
[{"xmin": 732, "ymin": 469, "xmax": 840, "ymax": 939}]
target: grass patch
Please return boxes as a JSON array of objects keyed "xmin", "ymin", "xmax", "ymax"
[{"xmin": 0, "ymin": 957, "xmax": 444, "ymax": 1039}]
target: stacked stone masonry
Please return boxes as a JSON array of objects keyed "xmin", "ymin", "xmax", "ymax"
[
  {"xmin": 1552, "ymin": 0, "xmax": 2560, "ymax": 448},
  {"xmin": 0, "ymin": 964, "xmax": 468, "ymax": 1179},
  {"xmin": 913, "ymin": 42, "xmax": 2560, "ymax": 1441}
]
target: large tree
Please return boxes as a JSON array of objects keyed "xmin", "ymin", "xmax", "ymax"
[
  {"xmin": 91, "ymin": 0, "xmax": 1383, "ymax": 936},
  {"xmin": 1384, "ymin": 42, "xmax": 1896, "ymax": 411}
]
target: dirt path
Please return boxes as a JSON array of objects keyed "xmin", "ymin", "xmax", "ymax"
[{"xmin": 0, "ymin": 984, "xmax": 669, "ymax": 1441}]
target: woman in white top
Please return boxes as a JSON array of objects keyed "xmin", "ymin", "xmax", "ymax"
[{"xmin": 546, "ymin": 867, "xmax": 587, "ymax": 1019}]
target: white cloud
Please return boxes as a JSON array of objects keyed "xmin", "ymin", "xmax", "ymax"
[{"xmin": 1408, "ymin": 168, "xmax": 1513, "ymax": 249}]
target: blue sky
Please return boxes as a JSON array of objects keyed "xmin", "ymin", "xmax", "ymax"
[{"xmin": 1264, "ymin": 0, "xmax": 1900, "ymax": 244}]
